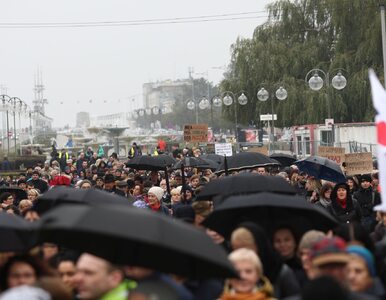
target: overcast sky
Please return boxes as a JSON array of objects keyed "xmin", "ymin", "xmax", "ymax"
[{"xmin": 0, "ymin": 0, "xmax": 273, "ymax": 127}]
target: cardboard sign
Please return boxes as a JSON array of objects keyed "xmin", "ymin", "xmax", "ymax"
[
  {"xmin": 344, "ymin": 152, "xmax": 373, "ymax": 176},
  {"xmin": 184, "ymin": 124, "xmax": 208, "ymax": 143},
  {"xmin": 246, "ymin": 146, "xmax": 268, "ymax": 155},
  {"xmin": 318, "ymin": 146, "xmax": 345, "ymax": 164},
  {"xmin": 215, "ymin": 143, "xmax": 233, "ymax": 157}
]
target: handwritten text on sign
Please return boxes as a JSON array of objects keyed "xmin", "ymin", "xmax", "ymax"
[
  {"xmin": 318, "ymin": 146, "xmax": 345, "ymax": 164},
  {"xmin": 344, "ymin": 152, "xmax": 373, "ymax": 176},
  {"xmin": 184, "ymin": 124, "xmax": 208, "ymax": 143}
]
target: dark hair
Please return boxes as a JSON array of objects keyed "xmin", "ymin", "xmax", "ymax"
[
  {"xmin": 0, "ymin": 255, "xmax": 55, "ymax": 291},
  {"xmin": 51, "ymin": 250, "xmax": 80, "ymax": 269},
  {"xmin": 0, "ymin": 192, "xmax": 12, "ymax": 204},
  {"xmin": 333, "ymin": 223, "xmax": 375, "ymax": 254},
  {"xmin": 320, "ymin": 182, "xmax": 333, "ymax": 198}
]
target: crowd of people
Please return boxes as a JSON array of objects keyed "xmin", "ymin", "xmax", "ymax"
[{"xmin": 0, "ymin": 143, "xmax": 384, "ymax": 300}]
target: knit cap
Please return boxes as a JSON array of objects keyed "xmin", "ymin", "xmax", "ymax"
[
  {"xmin": 346, "ymin": 245, "xmax": 376, "ymax": 277},
  {"xmin": 148, "ymin": 186, "xmax": 164, "ymax": 201},
  {"xmin": 310, "ymin": 236, "xmax": 349, "ymax": 267}
]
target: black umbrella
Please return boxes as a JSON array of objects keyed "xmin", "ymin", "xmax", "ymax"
[
  {"xmin": 216, "ymin": 152, "xmax": 279, "ymax": 173},
  {"xmin": 125, "ymin": 155, "xmax": 175, "ymax": 171},
  {"xmin": 202, "ymin": 192, "xmax": 338, "ymax": 238},
  {"xmin": 36, "ymin": 204, "xmax": 237, "ymax": 279},
  {"xmin": 34, "ymin": 186, "xmax": 129, "ymax": 215},
  {"xmin": 201, "ymin": 154, "xmax": 224, "ymax": 165},
  {"xmin": 199, "ymin": 158, "xmax": 221, "ymax": 171},
  {"xmin": 269, "ymin": 153, "xmax": 297, "ymax": 167},
  {"xmin": 0, "ymin": 213, "xmax": 35, "ymax": 252},
  {"xmin": 196, "ymin": 173, "xmax": 297, "ymax": 201},
  {"xmin": 0, "ymin": 186, "xmax": 28, "ymax": 204},
  {"xmin": 173, "ymin": 157, "xmax": 210, "ymax": 169},
  {"xmin": 294, "ymin": 156, "xmax": 346, "ymax": 183}
]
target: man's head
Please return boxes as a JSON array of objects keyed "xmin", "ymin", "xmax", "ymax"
[
  {"xmin": 360, "ymin": 174, "xmax": 372, "ymax": 189},
  {"xmin": 310, "ymin": 236, "xmax": 349, "ymax": 282},
  {"xmin": 75, "ymin": 253, "xmax": 124, "ymax": 300},
  {"xmin": 31, "ymin": 171, "xmax": 40, "ymax": 181},
  {"xmin": 103, "ymin": 174, "xmax": 115, "ymax": 190},
  {"xmin": 255, "ymin": 167, "xmax": 266, "ymax": 175}
]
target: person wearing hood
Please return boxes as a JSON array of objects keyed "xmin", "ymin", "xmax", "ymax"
[
  {"xmin": 147, "ymin": 186, "xmax": 169, "ymax": 215},
  {"xmin": 327, "ymin": 182, "xmax": 362, "ymax": 224},
  {"xmin": 352, "ymin": 174, "xmax": 381, "ymax": 232}
]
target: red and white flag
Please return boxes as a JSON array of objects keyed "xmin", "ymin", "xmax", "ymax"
[{"xmin": 369, "ymin": 70, "xmax": 386, "ymax": 211}]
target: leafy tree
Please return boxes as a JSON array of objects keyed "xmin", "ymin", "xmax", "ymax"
[{"xmin": 221, "ymin": 0, "xmax": 382, "ymax": 127}]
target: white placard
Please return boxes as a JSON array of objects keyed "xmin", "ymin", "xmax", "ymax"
[
  {"xmin": 215, "ymin": 143, "xmax": 233, "ymax": 157},
  {"xmin": 260, "ymin": 114, "xmax": 277, "ymax": 121}
]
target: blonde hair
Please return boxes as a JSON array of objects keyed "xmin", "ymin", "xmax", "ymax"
[
  {"xmin": 298, "ymin": 230, "xmax": 326, "ymax": 253},
  {"xmin": 229, "ymin": 248, "xmax": 263, "ymax": 276},
  {"xmin": 231, "ymin": 227, "xmax": 256, "ymax": 250}
]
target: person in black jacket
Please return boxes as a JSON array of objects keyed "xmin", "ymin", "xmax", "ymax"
[
  {"xmin": 327, "ymin": 182, "xmax": 362, "ymax": 224},
  {"xmin": 352, "ymin": 174, "xmax": 381, "ymax": 232}
]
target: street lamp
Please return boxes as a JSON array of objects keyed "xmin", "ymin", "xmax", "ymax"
[
  {"xmin": 0, "ymin": 94, "xmax": 11, "ymax": 155},
  {"xmin": 222, "ymin": 91, "xmax": 248, "ymax": 147},
  {"xmin": 305, "ymin": 69, "xmax": 347, "ymax": 118},
  {"xmin": 257, "ymin": 85, "xmax": 288, "ymax": 154},
  {"xmin": 186, "ymin": 97, "xmax": 211, "ymax": 124}
]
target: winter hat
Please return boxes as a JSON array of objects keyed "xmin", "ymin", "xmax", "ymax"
[
  {"xmin": 104, "ymin": 174, "xmax": 115, "ymax": 184},
  {"xmin": 347, "ymin": 245, "xmax": 376, "ymax": 277},
  {"xmin": 148, "ymin": 186, "xmax": 164, "ymax": 201},
  {"xmin": 360, "ymin": 174, "xmax": 372, "ymax": 183},
  {"xmin": 310, "ymin": 236, "xmax": 349, "ymax": 267},
  {"xmin": 0, "ymin": 286, "xmax": 51, "ymax": 300},
  {"xmin": 174, "ymin": 205, "xmax": 195, "ymax": 223}
]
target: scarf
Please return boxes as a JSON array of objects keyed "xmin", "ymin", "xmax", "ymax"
[
  {"xmin": 319, "ymin": 197, "xmax": 330, "ymax": 208},
  {"xmin": 148, "ymin": 201, "xmax": 161, "ymax": 211},
  {"xmin": 338, "ymin": 197, "xmax": 347, "ymax": 209},
  {"xmin": 219, "ymin": 291, "xmax": 271, "ymax": 300}
]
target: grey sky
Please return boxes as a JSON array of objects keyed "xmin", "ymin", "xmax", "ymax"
[{"xmin": 0, "ymin": 0, "xmax": 273, "ymax": 127}]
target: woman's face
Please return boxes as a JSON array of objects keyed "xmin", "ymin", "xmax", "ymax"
[
  {"xmin": 337, "ymin": 187, "xmax": 347, "ymax": 200},
  {"xmin": 171, "ymin": 192, "xmax": 181, "ymax": 204},
  {"xmin": 58, "ymin": 261, "xmax": 77, "ymax": 290},
  {"xmin": 229, "ymin": 259, "xmax": 259, "ymax": 294},
  {"xmin": 81, "ymin": 182, "xmax": 92, "ymax": 189},
  {"xmin": 184, "ymin": 190, "xmax": 192, "ymax": 200},
  {"xmin": 147, "ymin": 193, "xmax": 159, "ymax": 206},
  {"xmin": 273, "ymin": 228, "xmax": 296, "ymax": 259},
  {"xmin": 347, "ymin": 179, "xmax": 354, "ymax": 189},
  {"xmin": 4, "ymin": 195, "xmax": 14, "ymax": 206},
  {"xmin": 133, "ymin": 185, "xmax": 141, "ymax": 196},
  {"xmin": 7, "ymin": 261, "xmax": 37, "ymax": 288},
  {"xmin": 346, "ymin": 256, "xmax": 372, "ymax": 292},
  {"xmin": 323, "ymin": 189, "xmax": 332, "ymax": 200},
  {"xmin": 27, "ymin": 192, "xmax": 38, "ymax": 202},
  {"xmin": 191, "ymin": 178, "xmax": 200, "ymax": 188}
]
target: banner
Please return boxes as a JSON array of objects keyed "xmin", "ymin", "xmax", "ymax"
[
  {"xmin": 318, "ymin": 146, "xmax": 345, "ymax": 165},
  {"xmin": 183, "ymin": 124, "xmax": 208, "ymax": 143},
  {"xmin": 246, "ymin": 146, "xmax": 268, "ymax": 155},
  {"xmin": 369, "ymin": 70, "xmax": 386, "ymax": 211},
  {"xmin": 344, "ymin": 152, "xmax": 373, "ymax": 176}
]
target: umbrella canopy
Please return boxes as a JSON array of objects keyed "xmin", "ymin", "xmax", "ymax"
[
  {"xmin": 201, "ymin": 154, "xmax": 224, "ymax": 165},
  {"xmin": 173, "ymin": 157, "xmax": 210, "ymax": 169},
  {"xmin": 196, "ymin": 173, "xmax": 297, "ymax": 201},
  {"xmin": 199, "ymin": 158, "xmax": 221, "ymax": 171},
  {"xmin": 216, "ymin": 152, "xmax": 279, "ymax": 173},
  {"xmin": 0, "ymin": 186, "xmax": 28, "ymax": 204},
  {"xmin": 294, "ymin": 156, "xmax": 346, "ymax": 183},
  {"xmin": 0, "ymin": 213, "xmax": 35, "ymax": 252},
  {"xmin": 269, "ymin": 153, "xmax": 297, "ymax": 167},
  {"xmin": 202, "ymin": 192, "xmax": 338, "ymax": 238},
  {"xmin": 34, "ymin": 186, "xmax": 130, "ymax": 215},
  {"xmin": 35, "ymin": 204, "xmax": 237, "ymax": 279},
  {"xmin": 125, "ymin": 154, "xmax": 176, "ymax": 171}
]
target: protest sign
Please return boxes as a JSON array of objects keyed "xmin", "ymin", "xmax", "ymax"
[
  {"xmin": 183, "ymin": 124, "xmax": 208, "ymax": 143},
  {"xmin": 344, "ymin": 152, "xmax": 373, "ymax": 176},
  {"xmin": 215, "ymin": 143, "xmax": 233, "ymax": 157},
  {"xmin": 318, "ymin": 146, "xmax": 345, "ymax": 164}
]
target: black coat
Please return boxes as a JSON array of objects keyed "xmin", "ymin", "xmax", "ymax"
[{"xmin": 353, "ymin": 187, "xmax": 381, "ymax": 217}]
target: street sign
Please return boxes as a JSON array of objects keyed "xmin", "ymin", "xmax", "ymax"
[
  {"xmin": 183, "ymin": 124, "xmax": 208, "ymax": 143},
  {"xmin": 260, "ymin": 114, "xmax": 277, "ymax": 121}
]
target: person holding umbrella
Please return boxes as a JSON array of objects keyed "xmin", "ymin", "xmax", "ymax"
[{"xmin": 327, "ymin": 183, "xmax": 362, "ymax": 224}]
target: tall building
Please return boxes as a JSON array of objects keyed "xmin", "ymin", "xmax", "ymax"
[
  {"xmin": 76, "ymin": 112, "xmax": 90, "ymax": 128},
  {"xmin": 142, "ymin": 79, "xmax": 191, "ymax": 112},
  {"xmin": 32, "ymin": 71, "xmax": 52, "ymax": 132}
]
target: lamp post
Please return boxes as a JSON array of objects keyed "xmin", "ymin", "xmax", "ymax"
[
  {"xmin": 0, "ymin": 94, "xmax": 11, "ymax": 155},
  {"xmin": 257, "ymin": 86, "xmax": 288, "ymax": 154},
  {"xmin": 9, "ymin": 97, "xmax": 23, "ymax": 154},
  {"xmin": 305, "ymin": 69, "xmax": 347, "ymax": 119},
  {"xmin": 186, "ymin": 97, "xmax": 210, "ymax": 124},
  {"xmin": 222, "ymin": 91, "xmax": 248, "ymax": 148}
]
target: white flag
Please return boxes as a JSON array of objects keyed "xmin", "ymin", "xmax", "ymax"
[{"xmin": 369, "ymin": 69, "xmax": 386, "ymax": 211}]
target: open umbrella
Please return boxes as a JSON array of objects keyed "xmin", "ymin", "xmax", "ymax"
[
  {"xmin": 125, "ymin": 155, "xmax": 175, "ymax": 171},
  {"xmin": 0, "ymin": 213, "xmax": 35, "ymax": 252},
  {"xmin": 269, "ymin": 153, "xmax": 297, "ymax": 167},
  {"xmin": 216, "ymin": 152, "xmax": 279, "ymax": 173},
  {"xmin": 199, "ymin": 158, "xmax": 221, "ymax": 171},
  {"xmin": 173, "ymin": 157, "xmax": 210, "ymax": 170},
  {"xmin": 35, "ymin": 204, "xmax": 237, "ymax": 279},
  {"xmin": 294, "ymin": 156, "xmax": 346, "ymax": 183},
  {"xmin": 202, "ymin": 192, "xmax": 338, "ymax": 238},
  {"xmin": 196, "ymin": 173, "xmax": 297, "ymax": 201},
  {"xmin": 34, "ymin": 186, "xmax": 129, "ymax": 215},
  {"xmin": 201, "ymin": 154, "xmax": 224, "ymax": 165}
]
